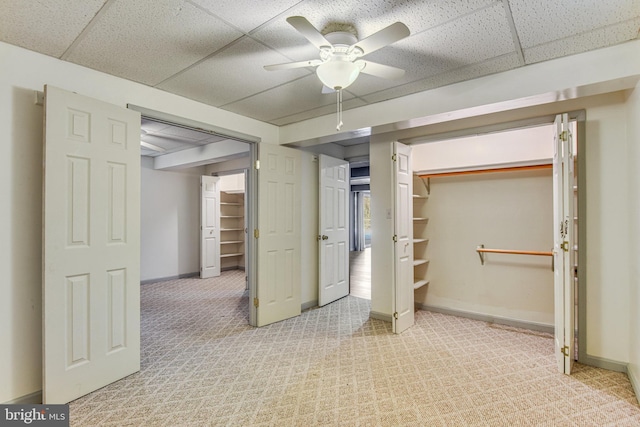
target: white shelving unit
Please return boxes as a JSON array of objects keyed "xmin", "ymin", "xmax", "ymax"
[
  {"xmin": 413, "ymin": 175, "xmax": 430, "ymax": 290},
  {"xmin": 220, "ymin": 191, "xmax": 245, "ymax": 271}
]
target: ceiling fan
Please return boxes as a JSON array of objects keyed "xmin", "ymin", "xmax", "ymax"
[{"xmin": 265, "ymin": 16, "xmax": 410, "ymax": 91}]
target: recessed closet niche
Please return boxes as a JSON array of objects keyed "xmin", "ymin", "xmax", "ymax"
[{"xmin": 411, "ymin": 124, "xmax": 577, "ymax": 333}]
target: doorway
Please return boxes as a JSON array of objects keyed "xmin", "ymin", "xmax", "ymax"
[
  {"xmin": 350, "ymin": 163, "xmax": 372, "ymax": 299},
  {"xmin": 137, "ymin": 113, "xmax": 255, "ymax": 325}
]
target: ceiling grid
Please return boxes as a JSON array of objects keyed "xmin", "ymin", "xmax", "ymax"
[{"xmin": 0, "ymin": 0, "xmax": 637, "ymax": 126}]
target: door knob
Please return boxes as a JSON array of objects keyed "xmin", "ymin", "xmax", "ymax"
[{"xmin": 317, "ymin": 235, "xmax": 329, "ymax": 241}]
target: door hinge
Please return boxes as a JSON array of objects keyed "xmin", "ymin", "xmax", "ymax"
[
  {"xmin": 560, "ymin": 345, "xmax": 569, "ymax": 357},
  {"xmin": 559, "ymin": 130, "xmax": 569, "ymax": 142},
  {"xmin": 392, "ymin": 235, "xmax": 397, "ymax": 242},
  {"xmin": 255, "ymin": 160, "xmax": 260, "ymax": 170},
  {"xmin": 253, "ymin": 297, "xmax": 259, "ymax": 308},
  {"xmin": 561, "ymin": 241, "xmax": 569, "ymax": 252},
  {"xmin": 393, "ymin": 312, "xmax": 398, "ymax": 319},
  {"xmin": 254, "ymin": 229, "xmax": 259, "ymax": 238},
  {"xmin": 391, "ymin": 154, "xmax": 397, "ymax": 162}
]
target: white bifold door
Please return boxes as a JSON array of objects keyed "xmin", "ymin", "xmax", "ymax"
[
  {"xmin": 43, "ymin": 85, "xmax": 141, "ymax": 403},
  {"xmin": 318, "ymin": 155, "xmax": 350, "ymax": 306},
  {"xmin": 393, "ymin": 142, "xmax": 414, "ymax": 334},
  {"xmin": 255, "ymin": 144, "xmax": 302, "ymax": 326},
  {"xmin": 201, "ymin": 175, "xmax": 221, "ymax": 278},
  {"xmin": 553, "ymin": 113, "xmax": 576, "ymax": 374}
]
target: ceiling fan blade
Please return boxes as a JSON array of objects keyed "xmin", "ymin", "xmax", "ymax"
[
  {"xmin": 353, "ymin": 22, "xmax": 410, "ymax": 56},
  {"xmin": 321, "ymin": 85, "xmax": 335, "ymax": 94},
  {"xmin": 264, "ymin": 59, "xmax": 322, "ymax": 71},
  {"xmin": 356, "ymin": 60, "xmax": 405, "ymax": 80},
  {"xmin": 286, "ymin": 16, "xmax": 331, "ymax": 49},
  {"xmin": 140, "ymin": 141, "xmax": 166, "ymax": 153}
]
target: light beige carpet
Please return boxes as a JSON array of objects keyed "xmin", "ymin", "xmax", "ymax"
[{"xmin": 69, "ymin": 271, "xmax": 640, "ymax": 426}]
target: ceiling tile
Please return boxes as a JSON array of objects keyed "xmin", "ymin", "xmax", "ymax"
[
  {"xmin": 141, "ymin": 134, "xmax": 199, "ymax": 152},
  {"xmin": 158, "ymin": 37, "xmax": 311, "ymax": 107},
  {"xmin": 65, "ymin": 0, "xmax": 244, "ymax": 85},
  {"xmin": 190, "ymin": 0, "xmax": 301, "ymax": 33},
  {"xmin": 349, "ymin": 3, "xmax": 515, "ymax": 97},
  {"xmin": 382, "ymin": 0, "xmax": 497, "ymax": 35},
  {"xmin": 362, "ymin": 53, "xmax": 521, "ymax": 104},
  {"xmin": 222, "ymin": 75, "xmax": 358, "ymax": 122},
  {"xmin": 524, "ymin": 18, "xmax": 640, "ymax": 65},
  {"xmin": 510, "ymin": 0, "xmax": 640, "ymax": 48},
  {"xmin": 271, "ymin": 97, "xmax": 367, "ymax": 126},
  {"xmin": 0, "ymin": 0, "xmax": 107, "ymax": 57}
]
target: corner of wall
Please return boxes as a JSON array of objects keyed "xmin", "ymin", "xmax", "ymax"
[{"xmin": 629, "ymin": 365, "xmax": 640, "ymax": 405}]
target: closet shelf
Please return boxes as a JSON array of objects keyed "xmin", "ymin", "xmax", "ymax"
[
  {"xmin": 413, "ymin": 238, "xmax": 429, "ymax": 244},
  {"xmin": 413, "ymin": 259, "xmax": 429, "ymax": 267},
  {"xmin": 221, "ymin": 215, "xmax": 243, "ymax": 219},
  {"xmin": 413, "ymin": 195, "xmax": 428, "ymax": 200},
  {"xmin": 221, "ymin": 228, "xmax": 244, "ymax": 232},
  {"xmin": 220, "ymin": 202, "xmax": 242, "ymax": 206},
  {"xmin": 413, "ymin": 217, "xmax": 428, "ymax": 222},
  {"xmin": 414, "ymin": 279, "xmax": 429, "ymax": 290},
  {"xmin": 221, "ymin": 253, "xmax": 243, "ymax": 258},
  {"xmin": 221, "ymin": 240, "xmax": 243, "ymax": 245}
]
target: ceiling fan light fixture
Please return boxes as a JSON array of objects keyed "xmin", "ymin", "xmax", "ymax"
[{"xmin": 316, "ymin": 60, "xmax": 360, "ymax": 90}]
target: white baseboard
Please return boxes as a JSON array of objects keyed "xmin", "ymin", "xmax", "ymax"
[
  {"xmin": 3, "ymin": 390, "xmax": 42, "ymax": 405},
  {"xmin": 417, "ymin": 303, "xmax": 554, "ymax": 334},
  {"xmin": 301, "ymin": 300, "xmax": 317, "ymax": 311},
  {"xmin": 140, "ymin": 272, "xmax": 198, "ymax": 285},
  {"xmin": 370, "ymin": 311, "xmax": 392, "ymax": 323}
]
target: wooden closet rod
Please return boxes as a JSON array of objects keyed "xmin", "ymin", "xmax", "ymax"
[
  {"xmin": 419, "ymin": 163, "xmax": 551, "ymax": 179},
  {"xmin": 476, "ymin": 244, "xmax": 553, "ymax": 267},
  {"xmin": 477, "ymin": 247, "xmax": 553, "ymax": 257}
]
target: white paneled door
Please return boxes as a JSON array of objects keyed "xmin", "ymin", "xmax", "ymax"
[
  {"xmin": 255, "ymin": 144, "xmax": 301, "ymax": 326},
  {"xmin": 43, "ymin": 85, "xmax": 141, "ymax": 403},
  {"xmin": 318, "ymin": 155, "xmax": 350, "ymax": 306},
  {"xmin": 393, "ymin": 142, "xmax": 414, "ymax": 334},
  {"xmin": 553, "ymin": 113, "xmax": 575, "ymax": 374},
  {"xmin": 201, "ymin": 175, "xmax": 221, "ymax": 278}
]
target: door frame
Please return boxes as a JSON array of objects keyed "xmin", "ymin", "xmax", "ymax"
[{"xmin": 127, "ymin": 104, "xmax": 260, "ymax": 326}]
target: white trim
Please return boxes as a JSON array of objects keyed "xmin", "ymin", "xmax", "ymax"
[
  {"xmin": 417, "ymin": 304, "xmax": 554, "ymax": 334},
  {"xmin": 370, "ymin": 311, "xmax": 393, "ymax": 323},
  {"xmin": 3, "ymin": 391, "xmax": 42, "ymax": 405}
]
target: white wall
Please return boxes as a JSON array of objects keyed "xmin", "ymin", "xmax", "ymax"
[
  {"xmin": 628, "ymin": 82, "xmax": 640, "ymax": 398},
  {"xmin": 412, "ymin": 125, "xmax": 554, "ymax": 173},
  {"xmin": 141, "ymin": 158, "xmax": 204, "ymax": 282},
  {"xmin": 584, "ymin": 94, "xmax": 630, "ymax": 364},
  {"xmin": 300, "ymin": 152, "xmax": 319, "ymax": 307},
  {"xmin": 370, "ymin": 136, "xmax": 394, "ymax": 318},
  {"xmin": 416, "ymin": 169, "xmax": 554, "ymax": 327},
  {"xmin": 411, "ymin": 127, "xmax": 554, "ymax": 327},
  {"xmin": 0, "ymin": 41, "xmax": 277, "ymax": 403}
]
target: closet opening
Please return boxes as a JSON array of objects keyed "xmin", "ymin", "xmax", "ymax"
[{"xmin": 408, "ymin": 114, "xmax": 584, "ymax": 366}]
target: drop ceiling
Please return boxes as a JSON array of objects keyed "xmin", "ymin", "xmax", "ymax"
[
  {"xmin": 1, "ymin": 0, "xmax": 639, "ymax": 128},
  {"xmin": 139, "ymin": 117, "xmax": 247, "ymax": 157}
]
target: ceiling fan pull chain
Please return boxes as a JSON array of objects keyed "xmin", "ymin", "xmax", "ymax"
[{"xmin": 336, "ymin": 89, "xmax": 344, "ymax": 131}]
